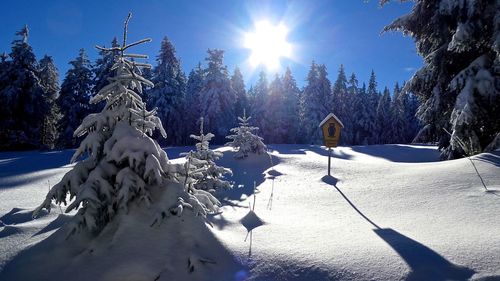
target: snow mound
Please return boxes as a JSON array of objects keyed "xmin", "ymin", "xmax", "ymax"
[{"xmin": 0, "ymin": 181, "xmax": 243, "ymax": 281}]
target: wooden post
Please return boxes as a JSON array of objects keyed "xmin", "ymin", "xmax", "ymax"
[{"xmin": 328, "ymin": 147, "xmax": 332, "ymax": 176}]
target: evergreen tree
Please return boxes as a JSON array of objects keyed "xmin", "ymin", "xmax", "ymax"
[
  {"xmin": 264, "ymin": 74, "xmax": 287, "ymax": 143},
  {"xmin": 0, "ymin": 53, "xmax": 11, "ymax": 144},
  {"xmin": 382, "ymin": 0, "xmax": 500, "ymax": 158},
  {"xmin": 226, "ymin": 110, "xmax": 267, "ymax": 158},
  {"xmin": 332, "ymin": 65, "xmax": 351, "ymax": 144},
  {"xmin": 184, "ymin": 63, "xmax": 205, "ymax": 139},
  {"xmin": 390, "ymin": 82, "xmax": 407, "ymax": 144},
  {"xmin": 404, "ymin": 90, "xmax": 421, "ymax": 143},
  {"xmin": 148, "ymin": 37, "xmax": 187, "ymax": 145},
  {"xmin": 367, "ymin": 70, "xmax": 380, "ymax": 144},
  {"xmin": 38, "ymin": 55, "xmax": 60, "ymax": 149},
  {"xmin": 0, "ymin": 25, "xmax": 45, "ymax": 149},
  {"xmin": 231, "ymin": 66, "xmax": 247, "ymax": 119},
  {"xmin": 57, "ymin": 48, "xmax": 94, "ymax": 148},
  {"xmin": 35, "ymin": 14, "xmax": 217, "ymax": 235},
  {"xmin": 199, "ymin": 49, "xmax": 236, "ymax": 144},
  {"xmin": 347, "ymin": 73, "xmax": 364, "ymax": 145},
  {"xmin": 282, "ymin": 67, "xmax": 301, "ymax": 143},
  {"xmin": 301, "ymin": 62, "xmax": 332, "ymax": 144},
  {"xmin": 92, "ymin": 37, "xmax": 120, "ymax": 110},
  {"xmin": 375, "ymin": 87, "xmax": 392, "ymax": 144},
  {"xmin": 250, "ymin": 71, "xmax": 268, "ymax": 134},
  {"xmin": 183, "ymin": 117, "xmax": 232, "ymax": 192}
]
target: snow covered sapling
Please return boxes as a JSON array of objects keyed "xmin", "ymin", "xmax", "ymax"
[
  {"xmin": 183, "ymin": 117, "xmax": 232, "ymax": 194},
  {"xmin": 33, "ymin": 13, "xmax": 216, "ymax": 235},
  {"xmin": 226, "ymin": 110, "xmax": 267, "ymax": 158}
]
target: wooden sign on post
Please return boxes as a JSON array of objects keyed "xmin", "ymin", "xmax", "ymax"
[{"xmin": 319, "ymin": 113, "xmax": 344, "ymax": 176}]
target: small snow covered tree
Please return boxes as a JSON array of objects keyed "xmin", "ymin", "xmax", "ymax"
[
  {"xmin": 226, "ymin": 110, "xmax": 267, "ymax": 158},
  {"xmin": 183, "ymin": 117, "xmax": 232, "ymax": 193},
  {"xmin": 34, "ymin": 14, "xmax": 217, "ymax": 235},
  {"xmin": 382, "ymin": 0, "xmax": 500, "ymax": 158}
]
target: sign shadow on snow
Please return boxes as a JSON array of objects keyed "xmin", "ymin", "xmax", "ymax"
[{"xmin": 321, "ymin": 175, "xmax": 474, "ymax": 280}]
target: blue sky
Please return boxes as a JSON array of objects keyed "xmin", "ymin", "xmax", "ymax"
[{"xmin": 0, "ymin": 0, "xmax": 420, "ymax": 91}]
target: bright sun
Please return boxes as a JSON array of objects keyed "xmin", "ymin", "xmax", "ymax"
[{"xmin": 244, "ymin": 20, "xmax": 292, "ymax": 70}]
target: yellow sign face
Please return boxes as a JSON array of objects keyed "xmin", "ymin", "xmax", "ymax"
[{"xmin": 321, "ymin": 118, "xmax": 342, "ymax": 147}]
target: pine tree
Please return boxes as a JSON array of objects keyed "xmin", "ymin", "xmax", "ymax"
[
  {"xmin": 355, "ymin": 83, "xmax": 372, "ymax": 145},
  {"xmin": 231, "ymin": 66, "xmax": 248, "ymax": 119},
  {"xmin": 0, "ymin": 25, "xmax": 45, "ymax": 149},
  {"xmin": 0, "ymin": 53, "xmax": 11, "ymax": 144},
  {"xmin": 250, "ymin": 71, "xmax": 268, "ymax": 134},
  {"xmin": 226, "ymin": 110, "xmax": 267, "ymax": 158},
  {"xmin": 38, "ymin": 55, "xmax": 60, "ymax": 149},
  {"xmin": 93, "ymin": 37, "xmax": 120, "ymax": 111},
  {"xmin": 375, "ymin": 87, "xmax": 392, "ymax": 144},
  {"xmin": 390, "ymin": 82, "xmax": 407, "ymax": 144},
  {"xmin": 367, "ymin": 70, "xmax": 380, "ymax": 144},
  {"xmin": 332, "ymin": 65, "xmax": 351, "ymax": 144},
  {"xmin": 301, "ymin": 62, "xmax": 332, "ymax": 144},
  {"xmin": 199, "ymin": 49, "xmax": 236, "ymax": 144},
  {"xmin": 148, "ymin": 37, "xmax": 187, "ymax": 145},
  {"xmin": 34, "ymin": 13, "xmax": 217, "ymax": 235},
  {"xmin": 382, "ymin": 0, "xmax": 500, "ymax": 158},
  {"xmin": 57, "ymin": 48, "xmax": 94, "ymax": 148},
  {"xmin": 348, "ymin": 73, "xmax": 363, "ymax": 145},
  {"xmin": 404, "ymin": 90, "xmax": 421, "ymax": 143},
  {"xmin": 183, "ymin": 117, "xmax": 232, "ymax": 192},
  {"xmin": 264, "ymin": 74, "xmax": 288, "ymax": 143},
  {"xmin": 282, "ymin": 67, "xmax": 301, "ymax": 143},
  {"xmin": 184, "ymin": 63, "xmax": 205, "ymax": 139}
]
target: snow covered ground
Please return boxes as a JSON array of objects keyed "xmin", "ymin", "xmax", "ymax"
[{"xmin": 1, "ymin": 144, "xmax": 499, "ymax": 280}]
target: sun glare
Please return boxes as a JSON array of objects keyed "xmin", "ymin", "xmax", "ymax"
[{"xmin": 244, "ymin": 20, "xmax": 292, "ymax": 70}]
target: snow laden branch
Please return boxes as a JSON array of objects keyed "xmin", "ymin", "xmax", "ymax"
[
  {"xmin": 184, "ymin": 118, "xmax": 233, "ymax": 195},
  {"xmin": 226, "ymin": 110, "xmax": 267, "ymax": 159},
  {"xmin": 33, "ymin": 13, "xmax": 218, "ymax": 236}
]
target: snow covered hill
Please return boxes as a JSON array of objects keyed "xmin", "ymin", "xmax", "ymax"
[{"xmin": 1, "ymin": 144, "xmax": 499, "ymax": 280}]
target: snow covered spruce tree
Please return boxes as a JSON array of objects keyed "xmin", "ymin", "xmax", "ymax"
[
  {"xmin": 57, "ymin": 49, "xmax": 94, "ymax": 148},
  {"xmin": 382, "ymin": 0, "xmax": 500, "ymax": 158},
  {"xmin": 0, "ymin": 26, "xmax": 46, "ymax": 150},
  {"xmin": 199, "ymin": 49, "xmax": 236, "ymax": 144},
  {"xmin": 34, "ymin": 14, "xmax": 218, "ymax": 235},
  {"xmin": 226, "ymin": 110, "xmax": 267, "ymax": 159},
  {"xmin": 38, "ymin": 55, "xmax": 60, "ymax": 149},
  {"xmin": 183, "ymin": 117, "xmax": 232, "ymax": 193},
  {"xmin": 148, "ymin": 36, "xmax": 187, "ymax": 145}
]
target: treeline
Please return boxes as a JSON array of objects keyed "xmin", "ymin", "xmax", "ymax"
[{"xmin": 0, "ymin": 26, "xmax": 421, "ymax": 150}]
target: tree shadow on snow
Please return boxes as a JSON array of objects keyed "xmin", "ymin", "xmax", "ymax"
[
  {"xmin": 268, "ymin": 144, "xmax": 353, "ymax": 160},
  {"xmin": 350, "ymin": 144, "xmax": 440, "ymax": 163},
  {"xmin": 321, "ymin": 176, "xmax": 474, "ymax": 280},
  {"xmin": 0, "ymin": 150, "xmax": 75, "ymax": 177},
  {"xmin": 473, "ymin": 151, "xmax": 500, "ymax": 168},
  {"xmin": 215, "ymin": 150, "xmax": 279, "ymax": 202}
]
